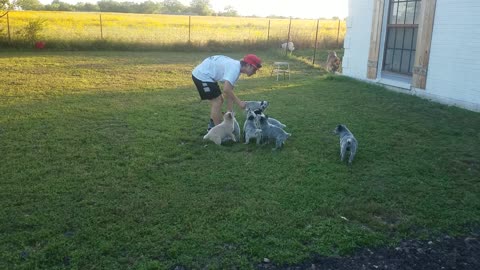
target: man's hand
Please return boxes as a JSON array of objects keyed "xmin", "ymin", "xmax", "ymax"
[{"xmin": 239, "ymin": 101, "xmax": 246, "ymax": 109}]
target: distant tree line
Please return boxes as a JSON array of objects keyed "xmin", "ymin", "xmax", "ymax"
[
  {"xmin": 11, "ymin": 0, "xmax": 244, "ymax": 16},
  {"xmin": 3, "ymin": 0, "xmax": 342, "ymax": 19}
]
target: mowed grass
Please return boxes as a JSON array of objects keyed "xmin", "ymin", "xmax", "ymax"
[{"xmin": 1, "ymin": 50, "xmax": 479, "ymax": 269}]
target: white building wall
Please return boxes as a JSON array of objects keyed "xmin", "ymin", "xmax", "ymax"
[
  {"xmin": 343, "ymin": 0, "xmax": 480, "ymax": 112},
  {"xmin": 342, "ymin": 0, "xmax": 373, "ymax": 79},
  {"xmin": 421, "ymin": 0, "xmax": 480, "ymax": 111}
]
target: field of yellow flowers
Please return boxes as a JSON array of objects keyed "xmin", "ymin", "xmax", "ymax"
[{"xmin": 1, "ymin": 11, "xmax": 345, "ymax": 49}]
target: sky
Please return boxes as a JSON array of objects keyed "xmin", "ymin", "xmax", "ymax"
[{"xmin": 37, "ymin": 0, "xmax": 348, "ymax": 19}]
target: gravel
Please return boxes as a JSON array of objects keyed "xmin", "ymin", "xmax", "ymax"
[{"xmin": 257, "ymin": 231, "xmax": 480, "ymax": 270}]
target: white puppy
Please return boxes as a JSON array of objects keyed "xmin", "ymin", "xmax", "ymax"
[
  {"xmin": 281, "ymin": 41, "xmax": 295, "ymax": 52},
  {"xmin": 203, "ymin": 112, "xmax": 236, "ymax": 145},
  {"xmin": 222, "ymin": 113, "xmax": 240, "ymax": 143}
]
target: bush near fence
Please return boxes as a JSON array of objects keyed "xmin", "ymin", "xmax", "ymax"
[{"xmin": 0, "ymin": 11, "xmax": 346, "ymax": 51}]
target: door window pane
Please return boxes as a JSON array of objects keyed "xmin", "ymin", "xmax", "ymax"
[
  {"xmin": 403, "ymin": 28, "xmax": 414, "ymax": 49},
  {"xmin": 395, "ymin": 28, "xmax": 405, "ymax": 48},
  {"xmin": 387, "ymin": 28, "xmax": 396, "ymax": 48},
  {"xmin": 397, "ymin": 2, "xmax": 407, "ymax": 24},
  {"xmin": 393, "ymin": 49, "xmax": 402, "ymax": 71},
  {"xmin": 401, "ymin": 50, "xmax": 411, "ymax": 73},
  {"xmin": 405, "ymin": 1, "xmax": 416, "ymax": 24},
  {"xmin": 390, "ymin": 2, "xmax": 398, "ymax": 24},
  {"xmin": 382, "ymin": 0, "xmax": 421, "ymax": 75}
]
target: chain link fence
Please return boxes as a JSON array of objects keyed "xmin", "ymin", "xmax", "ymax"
[{"xmin": 1, "ymin": 11, "xmax": 345, "ymax": 61}]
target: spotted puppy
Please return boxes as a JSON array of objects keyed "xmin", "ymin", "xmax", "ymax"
[
  {"xmin": 258, "ymin": 115, "xmax": 291, "ymax": 150},
  {"xmin": 333, "ymin": 124, "xmax": 358, "ymax": 165},
  {"xmin": 203, "ymin": 112, "xmax": 236, "ymax": 145},
  {"xmin": 257, "ymin": 112, "xmax": 286, "ymax": 129},
  {"xmin": 245, "ymin": 100, "xmax": 286, "ymax": 129},
  {"xmin": 267, "ymin": 117, "xmax": 286, "ymax": 129},
  {"xmin": 244, "ymin": 100, "xmax": 269, "ymax": 114},
  {"xmin": 243, "ymin": 109, "xmax": 262, "ymax": 144}
]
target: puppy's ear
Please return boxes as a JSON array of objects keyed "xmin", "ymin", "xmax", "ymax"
[{"xmin": 260, "ymin": 101, "xmax": 269, "ymax": 109}]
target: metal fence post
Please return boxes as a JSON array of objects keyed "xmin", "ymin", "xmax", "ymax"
[
  {"xmin": 267, "ymin": 19, "xmax": 270, "ymax": 44},
  {"xmin": 100, "ymin": 13, "xmax": 103, "ymax": 39},
  {"xmin": 6, "ymin": 12, "xmax": 11, "ymax": 42},
  {"xmin": 336, "ymin": 19, "xmax": 340, "ymax": 48},
  {"xmin": 313, "ymin": 19, "xmax": 320, "ymax": 65}
]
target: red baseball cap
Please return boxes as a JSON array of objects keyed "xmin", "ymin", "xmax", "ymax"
[{"xmin": 243, "ymin": 54, "xmax": 262, "ymax": 70}]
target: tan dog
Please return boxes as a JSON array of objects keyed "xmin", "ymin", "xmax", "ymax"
[
  {"xmin": 326, "ymin": 51, "xmax": 341, "ymax": 73},
  {"xmin": 203, "ymin": 111, "xmax": 236, "ymax": 145}
]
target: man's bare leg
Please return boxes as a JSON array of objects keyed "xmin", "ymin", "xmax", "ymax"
[{"xmin": 210, "ymin": 95, "xmax": 224, "ymax": 125}]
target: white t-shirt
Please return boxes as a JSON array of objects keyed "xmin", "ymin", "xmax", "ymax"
[{"xmin": 192, "ymin": 55, "xmax": 241, "ymax": 86}]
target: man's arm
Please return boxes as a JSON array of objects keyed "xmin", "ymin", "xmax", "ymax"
[{"xmin": 223, "ymin": 81, "xmax": 245, "ymax": 111}]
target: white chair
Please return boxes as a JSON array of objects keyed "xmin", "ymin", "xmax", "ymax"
[{"xmin": 271, "ymin": 62, "xmax": 290, "ymax": 81}]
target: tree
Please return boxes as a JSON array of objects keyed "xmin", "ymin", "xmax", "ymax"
[
  {"xmin": 136, "ymin": 0, "xmax": 161, "ymax": 14},
  {"xmin": 1, "ymin": 0, "xmax": 17, "ymax": 12},
  {"xmin": 1, "ymin": 0, "xmax": 10, "ymax": 10},
  {"xmin": 44, "ymin": 0, "xmax": 74, "ymax": 11},
  {"xmin": 162, "ymin": 0, "xmax": 185, "ymax": 14},
  {"xmin": 188, "ymin": 0, "xmax": 213, "ymax": 16},
  {"xmin": 218, "ymin": 5, "xmax": 237, "ymax": 17},
  {"xmin": 75, "ymin": 2, "xmax": 100, "ymax": 12},
  {"xmin": 16, "ymin": 0, "xmax": 43, "ymax": 10},
  {"xmin": 97, "ymin": 0, "xmax": 128, "ymax": 13}
]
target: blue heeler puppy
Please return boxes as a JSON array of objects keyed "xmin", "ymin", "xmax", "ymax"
[
  {"xmin": 258, "ymin": 115, "xmax": 291, "ymax": 150},
  {"xmin": 333, "ymin": 124, "xmax": 358, "ymax": 165},
  {"xmin": 257, "ymin": 112, "xmax": 286, "ymax": 129},
  {"xmin": 244, "ymin": 100, "xmax": 269, "ymax": 114},
  {"xmin": 267, "ymin": 117, "xmax": 286, "ymax": 129},
  {"xmin": 243, "ymin": 109, "xmax": 262, "ymax": 144}
]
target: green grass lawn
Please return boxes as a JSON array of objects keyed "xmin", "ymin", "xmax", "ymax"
[{"xmin": 1, "ymin": 50, "xmax": 479, "ymax": 269}]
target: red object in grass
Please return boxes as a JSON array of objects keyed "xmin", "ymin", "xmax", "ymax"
[{"xmin": 35, "ymin": 41, "xmax": 46, "ymax": 49}]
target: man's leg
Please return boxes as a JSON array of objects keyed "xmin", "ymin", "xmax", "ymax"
[{"xmin": 210, "ymin": 95, "xmax": 224, "ymax": 125}]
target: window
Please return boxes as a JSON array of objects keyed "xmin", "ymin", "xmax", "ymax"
[{"xmin": 382, "ymin": 0, "xmax": 421, "ymax": 75}]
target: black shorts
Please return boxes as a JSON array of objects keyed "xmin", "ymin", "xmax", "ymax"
[{"xmin": 192, "ymin": 75, "xmax": 222, "ymax": 100}]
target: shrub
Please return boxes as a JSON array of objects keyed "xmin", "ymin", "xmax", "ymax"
[{"xmin": 16, "ymin": 18, "xmax": 46, "ymax": 45}]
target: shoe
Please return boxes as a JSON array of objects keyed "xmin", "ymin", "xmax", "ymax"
[{"xmin": 207, "ymin": 118, "xmax": 215, "ymax": 131}]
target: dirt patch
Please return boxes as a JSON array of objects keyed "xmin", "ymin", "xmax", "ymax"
[{"xmin": 258, "ymin": 231, "xmax": 480, "ymax": 270}]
